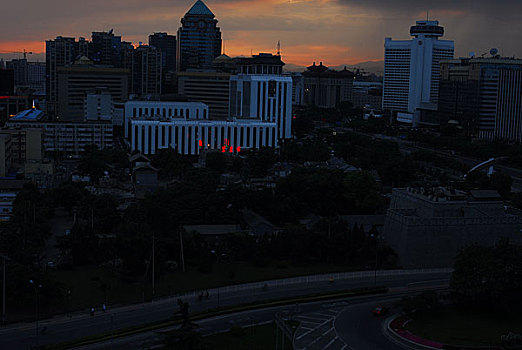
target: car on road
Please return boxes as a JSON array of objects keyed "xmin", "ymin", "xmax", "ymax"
[{"xmin": 372, "ymin": 306, "xmax": 389, "ymax": 316}]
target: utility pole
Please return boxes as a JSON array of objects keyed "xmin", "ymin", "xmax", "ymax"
[
  {"xmin": 152, "ymin": 233, "xmax": 155, "ymax": 298},
  {"xmin": 2, "ymin": 255, "xmax": 6, "ymax": 325},
  {"xmin": 29, "ymin": 280, "xmax": 41, "ymax": 348},
  {"xmin": 179, "ymin": 227, "xmax": 185, "ymax": 273},
  {"xmin": 374, "ymin": 236, "xmax": 379, "ymax": 287}
]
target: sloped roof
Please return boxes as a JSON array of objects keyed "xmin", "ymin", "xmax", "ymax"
[{"xmin": 186, "ymin": 0, "xmax": 214, "ymax": 17}]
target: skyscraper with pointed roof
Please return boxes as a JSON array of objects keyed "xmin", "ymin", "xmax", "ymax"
[{"xmin": 177, "ymin": 0, "xmax": 222, "ymax": 72}]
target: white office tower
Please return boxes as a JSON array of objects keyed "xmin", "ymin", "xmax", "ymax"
[
  {"xmin": 383, "ymin": 20, "xmax": 454, "ymax": 124},
  {"xmin": 229, "ymin": 75, "xmax": 293, "ymax": 140}
]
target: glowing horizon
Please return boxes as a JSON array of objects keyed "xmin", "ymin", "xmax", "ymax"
[{"xmin": 1, "ymin": 0, "xmax": 521, "ymax": 67}]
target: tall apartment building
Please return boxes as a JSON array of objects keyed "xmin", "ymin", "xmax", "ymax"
[
  {"xmin": 120, "ymin": 41, "xmax": 134, "ymax": 70},
  {"xmin": 6, "ymin": 59, "xmax": 46, "ymax": 92},
  {"xmin": 303, "ymin": 62, "xmax": 355, "ymax": 108},
  {"xmin": 131, "ymin": 45, "xmax": 162, "ymax": 96},
  {"xmin": 56, "ymin": 57, "xmax": 129, "ymax": 121},
  {"xmin": 439, "ymin": 57, "xmax": 522, "ymax": 141},
  {"xmin": 149, "ymin": 32, "xmax": 176, "ymax": 73},
  {"xmin": 177, "ymin": 0, "xmax": 222, "ymax": 71},
  {"xmin": 383, "ymin": 20, "xmax": 454, "ymax": 123},
  {"xmin": 46, "ymin": 36, "xmax": 83, "ymax": 116},
  {"xmin": 91, "ymin": 30, "xmax": 122, "ymax": 67}
]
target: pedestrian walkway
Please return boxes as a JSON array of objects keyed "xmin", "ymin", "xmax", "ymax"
[{"xmin": 293, "ymin": 303, "xmax": 348, "ymax": 350}]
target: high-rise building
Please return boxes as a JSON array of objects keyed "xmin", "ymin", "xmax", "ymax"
[
  {"xmin": 149, "ymin": 32, "xmax": 177, "ymax": 93},
  {"xmin": 303, "ymin": 62, "xmax": 355, "ymax": 108},
  {"xmin": 149, "ymin": 32, "xmax": 177, "ymax": 73},
  {"xmin": 91, "ymin": 30, "xmax": 122, "ymax": 67},
  {"xmin": 438, "ymin": 57, "xmax": 522, "ymax": 141},
  {"xmin": 120, "ymin": 41, "xmax": 134, "ymax": 70},
  {"xmin": 383, "ymin": 20, "xmax": 454, "ymax": 123},
  {"xmin": 177, "ymin": 0, "xmax": 222, "ymax": 72},
  {"xmin": 131, "ymin": 45, "xmax": 162, "ymax": 96},
  {"xmin": 6, "ymin": 59, "xmax": 45, "ymax": 92},
  {"xmin": 46, "ymin": 36, "xmax": 80, "ymax": 116},
  {"xmin": 57, "ymin": 57, "xmax": 129, "ymax": 120}
]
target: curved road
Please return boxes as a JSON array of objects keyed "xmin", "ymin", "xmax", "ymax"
[
  {"xmin": 334, "ymin": 298, "xmax": 404, "ymax": 350},
  {"xmin": 0, "ymin": 270, "xmax": 450, "ymax": 350}
]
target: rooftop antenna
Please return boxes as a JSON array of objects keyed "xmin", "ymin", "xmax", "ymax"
[
  {"xmin": 222, "ymin": 38, "xmax": 226, "ymax": 55},
  {"xmin": 426, "ymin": 9, "xmax": 429, "ymax": 21},
  {"xmin": 277, "ymin": 40, "xmax": 281, "ymax": 57}
]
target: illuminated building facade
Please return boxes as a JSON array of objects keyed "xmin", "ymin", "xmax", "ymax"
[{"xmin": 124, "ymin": 101, "xmax": 278, "ymax": 155}]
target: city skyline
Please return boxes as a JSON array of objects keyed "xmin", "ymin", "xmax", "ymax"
[{"xmin": 1, "ymin": 0, "xmax": 521, "ymax": 67}]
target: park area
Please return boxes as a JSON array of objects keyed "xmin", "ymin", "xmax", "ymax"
[{"xmin": 405, "ymin": 306, "xmax": 522, "ymax": 346}]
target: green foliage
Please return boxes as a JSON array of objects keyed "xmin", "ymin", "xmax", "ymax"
[
  {"xmin": 151, "ymin": 148, "xmax": 191, "ymax": 180},
  {"xmin": 276, "ymin": 168, "xmax": 385, "ymax": 217},
  {"xmin": 399, "ymin": 291, "xmax": 441, "ymax": 316},
  {"xmin": 292, "ymin": 111, "xmax": 314, "ymax": 138},
  {"xmin": 281, "ymin": 140, "xmax": 330, "ymax": 163},
  {"xmin": 78, "ymin": 145, "xmax": 109, "ymax": 182},
  {"xmin": 332, "ymin": 131, "xmax": 417, "ymax": 186},
  {"xmin": 205, "ymin": 151, "xmax": 227, "ymax": 173},
  {"xmin": 451, "ymin": 240, "xmax": 522, "ymax": 311}
]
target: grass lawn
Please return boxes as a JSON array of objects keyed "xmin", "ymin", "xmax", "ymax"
[
  {"xmin": 39, "ymin": 261, "xmax": 354, "ymax": 318},
  {"xmin": 203, "ymin": 323, "xmax": 293, "ymax": 350},
  {"xmin": 405, "ymin": 306, "xmax": 522, "ymax": 346}
]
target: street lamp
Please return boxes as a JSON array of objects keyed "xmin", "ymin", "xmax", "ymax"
[
  {"xmin": 370, "ymin": 232, "xmax": 379, "ymax": 286},
  {"xmin": 29, "ymin": 279, "xmax": 42, "ymax": 348},
  {"xmin": 1, "ymin": 255, "xmax": 8, "ymax": 325}
]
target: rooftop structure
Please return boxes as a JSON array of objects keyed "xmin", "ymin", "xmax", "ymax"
[
  {"xmin": 10, "ymin": 108, "xmax": 45, "ymax": 121},
  {"xmin": 303, "ymin": 62, "xmax": 355, "ymax": 108},
  {"xmin": 384, "ymin": 187, "xmax": 522, "ymax": 267}
]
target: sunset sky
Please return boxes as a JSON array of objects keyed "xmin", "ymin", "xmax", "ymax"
[{"xmin": 1, "ymin": 0, "xmax": 521, "ymax": 67}]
